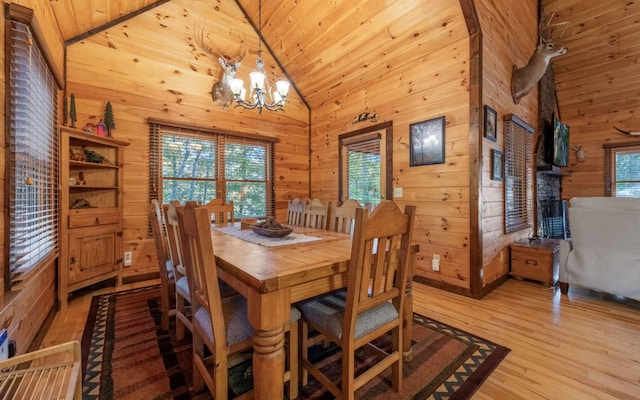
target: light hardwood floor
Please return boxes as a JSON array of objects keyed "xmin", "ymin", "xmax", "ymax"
[{"xmin": 42, "ymin": 279, "xmax": 640, "ymax": 399}]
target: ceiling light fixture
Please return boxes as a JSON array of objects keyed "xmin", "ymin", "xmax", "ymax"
[{"xmin": 229, "ymin": 0, "xmax": 290, "ymax": 113}]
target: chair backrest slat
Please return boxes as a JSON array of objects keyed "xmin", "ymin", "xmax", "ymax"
[
  {"xmin": 287, "ymin": 197, "xmax": 307, "ymax": 226},
  {"xmin": 204, "ymin": 199, "xmax": 235, "ymax": 224},
  {"xmin": 149, "ymin": 200, "xmax": 172, "ymax": 289},
  {"xmin": 176, "ymin": 201, "xmax": 227, "ymax": 346},
  {"xmin": 304, "ymin": 198, "xmax": 330, "ymax": 230},
  {"xmin": 345, "ymin": 200, "xmax": 416, "ymax": 335},
  {"xmin": 329, "ymin": 199, "xmax": 361, "ymax": 234}
]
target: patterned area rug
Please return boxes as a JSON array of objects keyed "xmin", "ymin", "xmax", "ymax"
[{"xmin": 81, "ymin": 286, "xmax": 509, "ymax": 399}]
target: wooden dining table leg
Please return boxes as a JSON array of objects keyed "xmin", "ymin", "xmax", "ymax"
[
  {"xmin": 247, "ymin": 289, "xmax": 289, "ymax": 400},
  {"xmin": 403, "ymin": 244, "xmax": 420, "ymax": 362}
]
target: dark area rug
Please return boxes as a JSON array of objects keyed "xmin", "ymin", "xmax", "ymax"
[{"xmin": 81, "ymin": 286, "xmax": 509, "ymax": 399}]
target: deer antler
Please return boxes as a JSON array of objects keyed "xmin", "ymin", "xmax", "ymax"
[
  {"xmin": 193, "ymin": 27, "xmax": 246, "ymax": 109},
  {"xmin": 613, "ymin": 126, "xmax": 640, "ymax": 136}
]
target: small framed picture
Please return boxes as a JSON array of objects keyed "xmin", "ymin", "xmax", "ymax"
[
  {"xmin": 484, "ymin": 105, "xmax": 497, "ymax": 142},
  {"xmin": 491, "ymin": 149, "xmax": 503, "ymax": 181},
  {"xmin": 409, "ymin": 116, "xmax": 446, "ymax": 166},
  {"xmin": 68, "ymin": 177, "xmax": 76, "ymax": 186}
]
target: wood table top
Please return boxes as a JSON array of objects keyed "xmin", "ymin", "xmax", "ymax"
[{"xmin": 210, "ymin": 223, "xmax": 352, "ymax": 295}]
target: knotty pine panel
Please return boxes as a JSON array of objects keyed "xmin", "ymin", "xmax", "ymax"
[
  {"xmin": 65, "ymin": 0, "xmax": 310, "ymax": 278},
  {"xmin": 310, "ymin": 23, "xmax": 472, "ymax": 291},
  {"xmin": 478, "ymin": 0, "xmax": 539, "ymax": 289}
]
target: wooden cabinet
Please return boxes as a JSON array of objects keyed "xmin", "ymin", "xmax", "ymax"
[
  {"xmin": 510, "ymin": 238, "xmax": 560, "ymax": 286},
  {"xmin": 59, "ymin": 127, "xmax": 129, "ymax": 308}
]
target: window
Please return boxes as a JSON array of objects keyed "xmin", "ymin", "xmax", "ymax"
[
  {"xmin": 504, "ymin": 114, "xmax": 534, "ymax": 233},
  {"xmin": 339, "ymin": 122, "xmax": 393, "ymax": 208},
  {"xmin": 6, "ymin": 16, "xmax": 59, "ymax": 289},
  {"xmin": 150, "ymin": 120, "xmax": 275, "ymax": 219},
  {"xmin": 604, "ymin": 143, "xmax": 640, "ymax": 198}
]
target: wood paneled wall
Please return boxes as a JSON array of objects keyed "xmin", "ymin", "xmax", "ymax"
[
  {"xmin": 478, "ymin": 0, "xmax": 539, "ymax": 288},
  {"xmin": 0, "ymin": 0, "xmax": 60, "ymax": 356},
  {"xmin": 310, "ymin": 0, "xmax": 540, "ymax": 297},
  {"xmin": 64, "ymin": 0, "xmax": 310, "ymax": 279},
  {"xmin": 310, "ymin": 3, "xmax": 472, "ymax": 291}
]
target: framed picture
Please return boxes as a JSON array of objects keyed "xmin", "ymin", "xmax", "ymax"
[
  {"xmin": 491, "ymin": 149, "xmax": 503, "ymax": 181},
  {"xmin": 410, "ymin": 116, "xmax": 446, "ymax": 166},
  {"xmin": 484, "ymin": 105, "xmax": 497, "ymax": 142}
]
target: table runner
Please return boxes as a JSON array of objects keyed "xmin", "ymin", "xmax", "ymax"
[{"xmin": 213, "ymin": 225, "xmax": 322, "ymax": 247}]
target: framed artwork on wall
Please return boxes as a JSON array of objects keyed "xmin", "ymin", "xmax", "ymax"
[
  {"xmin": 484, "ymin": 105, "xmax": 497, "ymax": 142},
  {"xmin": 410, "ymin": 116, "xmax": 445, "ymax": 166},
  {"xmin": 491, "ymin": 149, "xmax": 503, "ymax": 181}
]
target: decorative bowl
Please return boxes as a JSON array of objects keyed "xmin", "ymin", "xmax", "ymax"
[{"xmin": 250, "ymin": 225, "xmax": 294, "ymax": 238}]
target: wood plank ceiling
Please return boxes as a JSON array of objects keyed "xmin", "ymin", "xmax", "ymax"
[{"xmin": 50, "ymin": 0, "xmax": 640, "ymax": 126}]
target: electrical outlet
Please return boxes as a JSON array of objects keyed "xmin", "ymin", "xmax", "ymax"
[
  {"xmin": 393, "ymin": 187, "xmax": 403, "ymax": 198},
  {"xmin": 123, "ymin": 251, "xmax": 132, "ymax": 267},
  {"xmin": 432, "ymin": 254, "xmax": 440, "ymax": 271}
]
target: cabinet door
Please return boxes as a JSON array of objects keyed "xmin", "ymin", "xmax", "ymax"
[{"xmin": 68, "ymin": 226, "xmax": 119, "ymax": 285}]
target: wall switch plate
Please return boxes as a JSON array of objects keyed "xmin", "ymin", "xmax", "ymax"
[
  {"xmin": 123, "ymin": 251, "xmax": 132, "ymax": 267},
  {"xmin": 432, "ymin": 254, "xmax": 440, "ymax": 271},
  {"xmin": 393, "ymin": 187, "xmax": 403, "ymax": 198}
]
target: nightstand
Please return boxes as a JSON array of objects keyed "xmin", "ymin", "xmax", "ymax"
[{"xmin": 510, "ymin": 238, "xmax": 560, "ymax": 286}]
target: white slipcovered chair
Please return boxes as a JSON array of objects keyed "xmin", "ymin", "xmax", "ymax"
[{"xmin": 559, "ymin": 197, "xmax": 640, "ymax": 300}]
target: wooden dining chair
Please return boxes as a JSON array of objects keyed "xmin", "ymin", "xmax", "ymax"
[
  {"xmin": 304, "ymin": 198, "xmax": 330, "ymax": 230},
  {"xmin": 149, "ymin": 199, "xmax": 177, "ymax": 332},
  {"xmin": 164, "ymin": 201, "xmax": 193, "ymax": 340},
  {"xmin": 298, "ymin": 200, "xmax": 416, "ymax": 400},
  {"xmin": 203, "ymin": 199, "xmax": 235, "ymax": 224},
  {"xmin": 328, "ymin": 199, "xmax": 362, "ymax": 234},
  {"xmin": 176, "ymin": 201, "xmax": 300, "ymax": 400},
  {"xmin": 287, "ymin": 197, "xmax": 307, "ymax": 226}
]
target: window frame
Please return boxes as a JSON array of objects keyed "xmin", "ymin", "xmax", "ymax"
[
  {"xmin": 604, "ymin": 142, "xmax": 640, "ymax": 198},
  {"xmin": 149, "ymin": 119, "xmax": 277, "ymax": 221},
  {"xmin": 338, "ymin": 122, "xmax": 393, "ymax": 206}
]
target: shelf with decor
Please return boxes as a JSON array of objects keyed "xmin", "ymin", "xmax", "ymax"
[{"xmin": 59, "ymin": 126, "xmax": 129, "ymax": 309}]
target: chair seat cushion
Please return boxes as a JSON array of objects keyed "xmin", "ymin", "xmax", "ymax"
[
  {"xmin": 194, "ymin": 295, "xmax": 253, "ymax": 347},
  {"xmin": 194, "ymin": 297, "xmax": 301, "ymax": 347},
  {"xmin": 297, "ymin": 289, "xmax": 398, "ymax": 340},
  {"xmin": 176, "ymin": 276, "xmax": 190, "ymax": 298}
]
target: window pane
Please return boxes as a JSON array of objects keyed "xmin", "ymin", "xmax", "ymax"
[
  {"xmin": 162, "ymin": 135, "xmax": 216, "ymax": 179},
  {"xmin": 348, "ymin": 150, "xmax": 380, "ymax": 207},
  {"xmin": 162, "ymin": 179, "xmax": 216, "ymax": 204},
  {"xmin": 615, "ymin": 183, "xmax": 640, "ymax": 198},
  {"xmin": 615, "ymin": 151, "xmax": 640, "ymax": 181},
  {"xmin": 226, "ymin": 182, "xmax": 266, "ymax": 218},
  {"xmin": 225, "ymin": 143, "xmax": 266, "ymax": 180}
]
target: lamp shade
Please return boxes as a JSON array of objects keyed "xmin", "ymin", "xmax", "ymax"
[
  {"xmin": 229, "ymin": 78, "xmax": 244, "ymax": 95},
  {"xmin": 250, "ymin": 71, "xmax": 266, "ymax": 90},
  {"xmin": 276, "ymin": 80, "xmax": 290, "ymax": 97}
]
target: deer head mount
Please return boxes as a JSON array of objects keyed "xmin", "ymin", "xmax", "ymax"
[
  {"xmin": 511, "ymin": 13, "xmax": 568, "ymax": 104},
  {"xmin": 194, "ymin": 28, "xmax": 246, "ymax": 109}
]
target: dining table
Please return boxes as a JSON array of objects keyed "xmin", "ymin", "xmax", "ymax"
[{"xmin": 210, "ymin": 222, "xmax": 418, "ymax": 400}]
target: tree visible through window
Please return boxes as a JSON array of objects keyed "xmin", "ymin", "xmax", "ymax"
[
  {"xmin": 604, "ymin": 144, "xmax": 640, "ymax": 198},
  {"xmin": 150, "ymin": 121, "xmax": 275, "ymax": 219},
  {"xmin": 339, "ymin": 123, "xmax": 393, "ymax": 208}
]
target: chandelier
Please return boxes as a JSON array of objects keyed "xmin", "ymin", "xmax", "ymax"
[{"xmin": 229, "ymin": 0, "xmax": 290, "ymax": 113}]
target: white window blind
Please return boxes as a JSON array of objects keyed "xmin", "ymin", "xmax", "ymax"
[
  {"xmin": 342, "ymin": 133, "xmax": 381, "ymax": 207},
  {"xmin": 504, "ymin": 114, "xmax": 533, "ymax": 233},
  {"xmin": 8, "ymin": 20, "xmax": 59, "ymax": 289}
]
